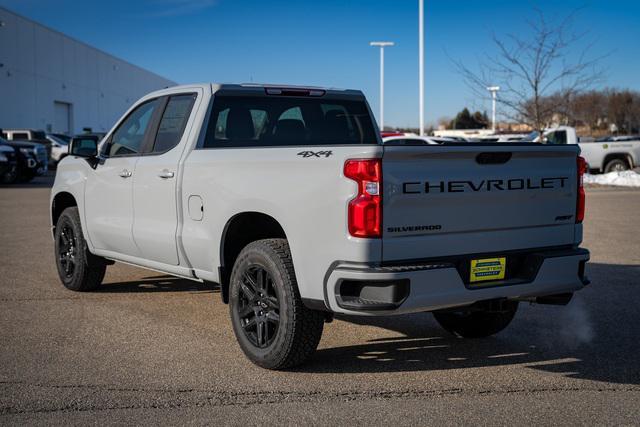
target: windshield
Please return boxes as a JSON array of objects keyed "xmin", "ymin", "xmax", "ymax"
[
  {"xmin": 524, "ymin": 131, "xmax": 540, "ymax": 141},
  {"xmin": 51, "ymin": 134, "xmax": 71, "ymax": 144},
  {"xmin": 47, "ymin": 135, "xmax": 69, "ymax": 145}
]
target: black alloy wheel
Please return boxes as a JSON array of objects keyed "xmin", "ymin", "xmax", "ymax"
[
  {"xmin": 228, "ymin": 239, "xmax": 325, "ymax": 369},
  {"xmin": 54, "ymin": 206, "xmax": 106, "ymax": 291},
  {"xmin": 58, "ymin": 223, "xmax": 78, "ymax": 279},
  {"xmin": 236, "ymin": 265, "xmax": 281, "ymax": 348}
]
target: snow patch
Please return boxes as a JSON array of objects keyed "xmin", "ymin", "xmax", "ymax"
[{"xmin": 584, "ymin": 171, "xmax": 640, "ymax": 187}]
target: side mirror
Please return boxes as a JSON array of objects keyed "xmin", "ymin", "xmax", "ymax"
[{"xmin": 70, "ymin": 137, "xmax": 98, "ymax": 158}]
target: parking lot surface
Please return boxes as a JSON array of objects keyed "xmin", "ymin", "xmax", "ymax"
[{"xmin": 1, "ymin": 176, "xmax": 639, "ymax": 425}]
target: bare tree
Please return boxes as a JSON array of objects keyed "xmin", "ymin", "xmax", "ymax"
[
  {"xmin": 570, "ymin": 90, "xmax": 607, "ymax": 132},
  {"xmin": 437, "ymin": 116, "xmax": 452, "ymax": 129},
  {"xmin": 453, "ymin": 9, "xmax": 605, "ymax": 135},
  {"xmin": 607, "ymin": 89, "xmax": 640, "ymax": 133}
]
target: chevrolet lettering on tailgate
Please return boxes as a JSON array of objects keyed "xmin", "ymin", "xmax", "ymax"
[{"xmin": 402, "ymin": 177, "xmax": 569, "ymax": 194}]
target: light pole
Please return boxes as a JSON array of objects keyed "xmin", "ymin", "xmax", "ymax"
[
  {"xmin": 418, "ymin": 0, "xmax": 424, "ymax": 136},
  {"xmin": 487, "ymin": 86, "xmax": 500, "ymax": 132},
  {"xmin": 370, "ymin": 41, "xmax": 394, "ymax": 131}
]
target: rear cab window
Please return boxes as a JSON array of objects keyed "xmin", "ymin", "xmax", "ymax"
[
  {"xmin": 546, "ymin": 131, "xmax": 567, "ymax": 145},
  {"xmin": 32, "ymin": 131, "xmax": 46, "ymax": 140},
  {"xmin": 202, "ymin": 91, "xmax": 378, "ymax": 148}
]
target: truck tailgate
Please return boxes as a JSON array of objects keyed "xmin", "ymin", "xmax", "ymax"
[{"xmin": 381, "ymin": 144, "xmax": 580, "ymax": 261}]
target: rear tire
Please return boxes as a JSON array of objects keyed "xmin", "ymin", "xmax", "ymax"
[
  {"xmin": 229, "ymin": 239, "xmax": 325, "ymax": 370},
  {"xmin": 433, "ymin": 300, "xmax": 518, "ymax": 338},
  {"xmin": 604, "ymin": 158, "xmax": 629, "ymax": 173},
  {"xmin": 54, "ymin": 207, "xmax": 107, "ymax": 291}
]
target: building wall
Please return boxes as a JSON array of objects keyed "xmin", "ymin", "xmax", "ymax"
[{"xmin": 0, "ymin": 7, "xmax": 176, "ymax": 134}]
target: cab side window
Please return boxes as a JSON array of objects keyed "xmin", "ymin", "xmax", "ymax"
[
  {"xmin": 107, "ymin": 99, "xmax": 159, "ymax": 157},
  {"xmin": 546, "ymin": 131, "xmax": 567, "ymax": 145},
  {"xmin": 152, "ymin": 94, "xmax": 196, "ymax": 153}
]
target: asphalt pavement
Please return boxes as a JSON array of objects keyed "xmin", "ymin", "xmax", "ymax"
[{"xmin": 1, "ymin": 175, "xmax": 639, "ymax": 425}]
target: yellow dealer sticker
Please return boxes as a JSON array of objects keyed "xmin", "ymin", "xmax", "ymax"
[{"xmin": 470, "ymin": 257, "xmax": 506, "ymax": 283}]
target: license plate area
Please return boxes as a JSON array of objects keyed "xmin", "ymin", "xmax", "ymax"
[{"xmin": 469, "ymin": 257, "xmax": 506, "ymax": 285}]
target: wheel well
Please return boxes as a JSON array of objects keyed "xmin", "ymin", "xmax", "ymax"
[
  {"xmin": 603, "ymin": 153, "xmax": 633, "ymax": 169},
  {"xmin": 219, "ymin": 212, "xmax": 287, "ymax": 303},
  {"xmin": 51, "ymin": 192, "xmax": 77, "ymax": 235}
]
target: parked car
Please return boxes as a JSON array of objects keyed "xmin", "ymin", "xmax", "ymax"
[
  {"xmin": 50, "ymin": 133, "xmax": 71, "ymax": 144},
  {"xmin": 51, "ymin": 83, "xmax": 590, "ymax": 369},
  {"xmin": 3, "ymin": 129, "xmax": 53, "ymax": 161},
  {"xmin": 380, "ymin": 131, "xmax": 407, "ymax": 138},
  {"xmin": 526, "ymin": 126, "xmax": 640, "ymax": 173},
  {"xmin": 46, "ymin": 134, "xmax": 69, "ymax": 165},
  {"xmin": 0, "ymin": 143, "xmax": 18, "ymax": 183},
  {"xmin": 0, "ymin": 137, "xmax": 43, "ymax": 183},
  {"xmin": 382, "ymin": 135, "xmax": 462, "ymax": 145}
]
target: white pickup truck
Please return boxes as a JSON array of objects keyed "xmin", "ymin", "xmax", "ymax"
[
  {"xmin": 51, "ymin": 84, "xmax": 590, "ymax": 369},
  {"xmin": 528, "ymin": 126, "xmax": 640, "ymax": 173}
]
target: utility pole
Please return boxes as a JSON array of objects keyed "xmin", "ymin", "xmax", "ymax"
[
  {"xmin": 370, "ymin": 41, "xmax": 394, "ymax": 130},
  {"xmin": 487, "ymin": 86, "xmax": 500, "ymax": 132},
  {"xmin": 419, "ymin": 0, "xmax": 424, "ymax": 136}
]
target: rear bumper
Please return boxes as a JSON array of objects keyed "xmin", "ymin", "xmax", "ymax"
[{"xmin": 322, "ymin": 247, "xmax": 590, "ymax": 315}]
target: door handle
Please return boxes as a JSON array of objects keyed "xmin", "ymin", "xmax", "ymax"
[
  {"xmin": 158, "ymin": 170, "xmax": 175, "ymax": 179},
  {"xmin": 119, "ymin": 169, "xmax": 132, "ymax": 178}
]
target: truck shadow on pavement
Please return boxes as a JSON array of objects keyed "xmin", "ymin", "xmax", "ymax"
[
  {"xmin": 95, "ymin": 275, "xmax": 218, "ymax": 294},
  {"xmin": 303, "ymin": 262, "xmax": 640, "ymax": 386}
]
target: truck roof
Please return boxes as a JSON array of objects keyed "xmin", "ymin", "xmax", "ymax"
[
  {"xmin": 215, "ymin": 83, "xmax": 365, "ymax": 99},
  {"xmin": 144, "ymin": 83, "xmax": 365, "ymax": 99}
]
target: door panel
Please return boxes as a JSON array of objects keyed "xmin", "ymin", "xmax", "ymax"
[
  {"xmin": 132, "ymin": 93, "xmax": 197, "ymax": 265},
  {"xmin": 85, "ymin": 157, "xmax": 140, "ymax": 256},
  {"xmin": 84, "ymin": 97, "xmax": 162, "ymax": 258},
  {"xmin": 132, "ymin": 154, "xmax": 180, "ymax": 264}
]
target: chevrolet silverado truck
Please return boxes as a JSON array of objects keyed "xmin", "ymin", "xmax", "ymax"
[
  {"xmin": 525, "ymin": 126, "xmax": 640, "ymax": 173},
  {"xmin": 50, "ymin": 83, "xmax": 590, "ymax": 369}
]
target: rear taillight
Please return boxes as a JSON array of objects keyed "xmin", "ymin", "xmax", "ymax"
[
  {"xmin": 576, "ymin": 156, "xmax": 587, "ymax": 223},
  {"xmin": 344, "ymin": 159, "xmax": 382, "ymax": 238}
]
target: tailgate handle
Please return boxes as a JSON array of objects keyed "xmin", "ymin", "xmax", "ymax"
[{"xmin": 476, "ymin": 152, "xmax": 512, "ymax": 165}]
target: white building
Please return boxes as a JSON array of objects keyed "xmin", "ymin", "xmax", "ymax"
[{"xmin": 0, "ymin": 7, "xmax": 176, "ymax": 135}]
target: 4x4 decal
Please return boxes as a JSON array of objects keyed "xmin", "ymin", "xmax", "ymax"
[{"xmin": 297, "ymin": 150, "xmax": 333, "ymax": 158}]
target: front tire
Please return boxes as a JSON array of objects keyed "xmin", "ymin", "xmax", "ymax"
[
  {"xmin": 229, "ymin": 239, "xmax": 324, "ymax": 370},
  {"xmin": 54, "ymin": 207, "xmax": 107, "ymax": 291},
  {"xmin": 433, "ymin": 300, "xmax": 518, "ymax": 338},
  {"xmin": 2, "ymin": 166, "xmax": 18, "ymax": 184}
]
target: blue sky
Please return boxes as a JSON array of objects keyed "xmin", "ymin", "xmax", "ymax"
[{"xmin": 2, "ymin": 0, "xmax": 639, "ymax": 127}]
